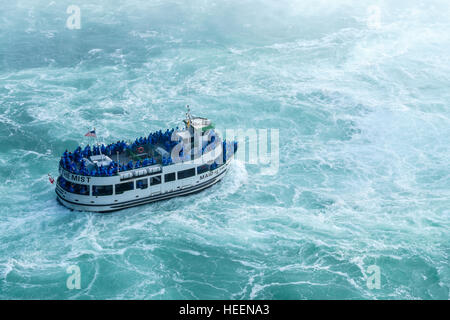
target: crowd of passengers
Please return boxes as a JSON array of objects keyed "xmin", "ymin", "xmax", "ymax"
[
  {"xmin": 58, "ymin": 138, "xmax": 239, "ymax": 194},
  {"xmin": 59, "ymin": 128, "xmax": 222, "ymax": 177}
]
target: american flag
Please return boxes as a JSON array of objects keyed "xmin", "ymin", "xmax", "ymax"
[{"xmin": 85, "ymin": 129, "xmax": 96, "ymax": 137}]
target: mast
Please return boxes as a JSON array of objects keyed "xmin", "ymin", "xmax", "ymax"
[{"xmin": 186, "ymin": 105, "xmax": 193, "ymax": 128}]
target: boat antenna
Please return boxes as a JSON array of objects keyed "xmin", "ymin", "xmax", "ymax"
[
  {"xmin": 186, "ymin": 105, "xmax": 192, "ymax": 120},
  {"xmin": 186, "ymin": 105, "xmax": 193, "ymax": 128}
]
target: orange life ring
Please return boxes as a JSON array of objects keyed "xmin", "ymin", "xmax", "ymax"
[{"xmin": 137, "ymin": 147, "xmax": 144, "ymax": 153}]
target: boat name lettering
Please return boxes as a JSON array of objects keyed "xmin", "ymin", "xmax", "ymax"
[
  {"xmin": 62, "ymin": 171, "xmax": 91, "ymax": 184},
  {"xmin": 199, "ymin": 169, "xmax": 218, "ymax": 180}
]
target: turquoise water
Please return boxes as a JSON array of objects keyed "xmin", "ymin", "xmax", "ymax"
[{"xmin": 0, "ymin": 0, "xmax": 449, "ymax": 299}]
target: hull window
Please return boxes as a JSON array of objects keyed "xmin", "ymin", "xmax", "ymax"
[
  {"xmin": 115, "ymin": 181, "xmax": 134, "ymax": 194},
  {"xmin": 58, "ymin": 177, "xmax": 89, "ymax": 195},
  {"xmin": 197, "ymin": 164, "xmax": 209, "ymax": 175},
  {"xmin": 93, "ymin": 185, "xmax": 113, "ymax": 196},
  {"xmin": 150, "ymin": 175, "xmax": 162, "ymax": 186},
  {"xmin": 178, "ymin": 168, "xmax": 195, "ymax": 180},
  {"xmin": 164, "ymin": 172, "xmax": 175, "ymax": 182},
  {"xmin": 136, "ymin": 178, "xmax": 148, "ymax": 189}
]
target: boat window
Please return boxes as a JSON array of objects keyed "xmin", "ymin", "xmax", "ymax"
[
  {"xmin": 197, "ymin": 164, "xmax": 209, "ymax": 175},
  {"xmin": 136, "ymin": 178, "xmax": 148, "ymax": 190},
  {"xmin": 58, "ymin": 176, "xmax": 69, "ymax": 191},
  {"xmin": 59, "ymin": 177, "xmax": 90, "ymax": 195},
  {"xmin": 73, "ymin": 184, "xmax": 90, "ymax": 195},
  {"xmin": 150, "ymin": 176, "xmax": 162, "ymax": 186},
  {"xmin": 93, "ymin": 185, "xmax": 113, "ymax": 196},
  {"xmin": 178, "ymin": 168, "xmax": 196, "ymax": 180},
  {"xmin": 164, "ymin": 172, "xmax": 175, "ymax": 182},
  {"xmin": 115, "ymin": 181, "xmax": 134, "ymax": 194}
]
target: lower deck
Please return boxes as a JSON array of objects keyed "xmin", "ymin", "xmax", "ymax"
[{"xmin": 56, "ymin": 159, "xmax": 230, "ymax": 212}]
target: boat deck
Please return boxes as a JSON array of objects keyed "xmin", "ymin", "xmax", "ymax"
[{"xmin": 108, "ymin": 143, "xmax": 163, "ymax": 165}]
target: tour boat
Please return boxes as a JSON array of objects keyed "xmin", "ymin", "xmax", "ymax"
[{"xmin": 55, "ymin": 107, "xmax": 237, "ymax": 212}]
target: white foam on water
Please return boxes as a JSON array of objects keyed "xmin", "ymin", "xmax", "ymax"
[{"xmin": 0, "ymin": 0, "xmax": 449, "ymax": 299}]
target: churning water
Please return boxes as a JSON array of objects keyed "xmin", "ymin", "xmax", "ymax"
[{"xmin": 0, "ymin": 0, "xmax": 449, "ymax": 299}]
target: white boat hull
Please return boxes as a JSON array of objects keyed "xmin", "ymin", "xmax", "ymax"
[{"xmin": 55, "ymin": 159, "xmax": 231, "ymax": 213}]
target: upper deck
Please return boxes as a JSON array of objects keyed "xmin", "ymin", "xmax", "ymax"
[{"xmin": 59, "ymin": 123, "xmax": 232, "ymax": 180}]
